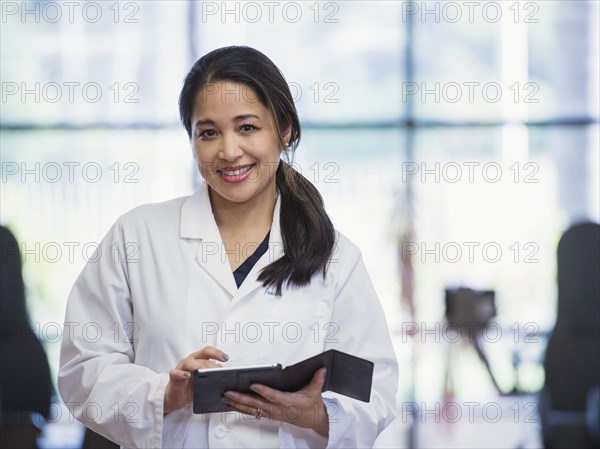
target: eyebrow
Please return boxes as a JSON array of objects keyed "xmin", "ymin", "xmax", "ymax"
[{"xmin": 194, "ymin": 114, "xmax": 260, "ymax": 128}]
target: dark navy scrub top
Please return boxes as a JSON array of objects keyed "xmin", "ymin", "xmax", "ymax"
[{"xmin": 232, "ymin": 231, "xmax": 271, "ymax": 288}]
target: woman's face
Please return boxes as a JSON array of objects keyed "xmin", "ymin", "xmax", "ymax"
[{"xmin": 191, "ymin": 80, "xmax": 287, "ymax": 207}]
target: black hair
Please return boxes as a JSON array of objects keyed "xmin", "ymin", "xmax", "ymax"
[{"xmin": 179, "ymin": 46, "xmax": 336, "ymax": 294}]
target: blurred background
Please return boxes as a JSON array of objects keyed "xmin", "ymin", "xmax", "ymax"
[{"xmin": 1, "ymin": 1, "xmax": 599, "ymax": 448}]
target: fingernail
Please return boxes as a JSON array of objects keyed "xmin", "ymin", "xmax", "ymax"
[
  {"xmin": 183, "ymin": 372, "xmax": 191, "ymax": 378},
  {"xmin": 322, "ymin": 369, "xmax": 327, "ymax": 379},
  {"xmin": 222, "ymin": 353, "xmax": 230, "ymax": 361},
  {"xmin": 223, "ymin": 391, "xmax": 234, "ymax": 399},
  {"xmin": 249, "ymin": 384, "xmax": 258, "ymax": 392}
]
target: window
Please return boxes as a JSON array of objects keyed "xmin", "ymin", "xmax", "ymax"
[{"xmin": 1, "ymin": 1, "xmax": 597, "ymax": 445}]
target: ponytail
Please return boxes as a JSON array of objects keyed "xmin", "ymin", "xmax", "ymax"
[{"xmin": 257, "ymin": 162, "xmax": 336, "ymax": 295}]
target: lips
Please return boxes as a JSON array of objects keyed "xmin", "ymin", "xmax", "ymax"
[{"xmin": 218, "ymin": 163, "xmax": 255, "ymax": 183}]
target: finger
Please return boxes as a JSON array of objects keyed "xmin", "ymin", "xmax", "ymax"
[
  {"xmin": 191, "ymin": 346, "xmax": 229, "ymax": 362},
  {"xmin": 222, "ymin": 391, "xmax": 272, "ymax": 415},
  {"xmin": 178, "ymin": 358, "xmax": 223, "ymax": 372},
  {"xmin": 304, "ymin": 367, "xmax": 327, "ymax": 393},
  {"xmin": 222, "ymin": 396, "xmax": 263, "ymax": 416},
  {"xmin": 225, "ymin": 402, "xmax": 257, "ymax": 417},
  {"xmin": 248, "ymin": 368, "xmax": 326, "ymax": 403},
  {"xmin": 169, "ymin": 368, "xmax": 191, "ymax": 383},
  {"xmin": 249, "ymin": 383, "xmax": 288, "ymax": 404},
  {"xmin": 222, "ymin": 391, "xmax": 263, "ymax": 405}
]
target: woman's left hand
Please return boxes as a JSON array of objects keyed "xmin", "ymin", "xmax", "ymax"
[{"xmin": 221, "ymin": 367, "xmax": 329, "ymax": 437}]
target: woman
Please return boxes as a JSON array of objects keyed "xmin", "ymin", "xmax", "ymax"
[{"xmin": 59, "ymin": 46, "xmax": 398, "ymax": 448}]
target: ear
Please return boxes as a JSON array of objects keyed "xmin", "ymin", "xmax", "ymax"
[{"xmin": 282, "ymin": 126, "xmax": 292, "ymax": 150}]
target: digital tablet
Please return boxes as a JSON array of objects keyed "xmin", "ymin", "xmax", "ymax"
[{"xmin": 193, "ymin": 349, "xmax": 374, "ymax": 414}]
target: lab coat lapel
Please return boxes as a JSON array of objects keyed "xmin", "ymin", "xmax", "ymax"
[
  {"xmin": 180, "ymin": 183, "xmax": 238, "ymax": 297},
  {"xmin": 233, "ymin": 194, "xmax": 285, "ymax": 302}
]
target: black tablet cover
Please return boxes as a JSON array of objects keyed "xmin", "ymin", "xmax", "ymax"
[{"xmin": 193, "ymin": 349, "xmax": 374, "ymax": 414}]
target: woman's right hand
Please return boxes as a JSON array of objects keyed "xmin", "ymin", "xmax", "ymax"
[{"xmin": 163, "ymin": 346, "xmax": 229, "ymax": 414}]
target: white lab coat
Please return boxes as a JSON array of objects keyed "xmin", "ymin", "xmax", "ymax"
[{"xmin": 58, "ymin": 182, "xmax": 398, "ymax": 449}]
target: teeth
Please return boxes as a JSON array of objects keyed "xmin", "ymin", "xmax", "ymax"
[{"xmin": 223, "ymin": 165, "xmax": 252, "ymax": 176}]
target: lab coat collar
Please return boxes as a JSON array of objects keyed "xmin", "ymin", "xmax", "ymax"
[
  {"xmin": 180, "ymin": 182, "xmax": 284, "ymax": 300},
  {"xmin": 180, "ymin": 182, "xmax": 217, "ymax": 240},
  {"xmin": 235, "ymin": 195, "xmax": 284, "ymax": 301}
]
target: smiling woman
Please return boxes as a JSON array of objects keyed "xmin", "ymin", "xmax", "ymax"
[{"xmin": 57, "ymin": 46, "xmax": 398, "ymax": 449}]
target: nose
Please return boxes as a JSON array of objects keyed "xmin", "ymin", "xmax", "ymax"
[{"xmin": 219, "ymin": 133, "xmax": 244, "ymax": 162}]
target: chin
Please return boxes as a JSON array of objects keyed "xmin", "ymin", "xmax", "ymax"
[
  {"xmin": 210, "ymin": 185, "xmax": 257, "ymax": 204},
  {"xmin": 222, "ymin": 193, "xmax": 254, "ymax": 204},
  {"xmin": 208, "ymin": 176, "xmax": 276, "ymax": 205}
]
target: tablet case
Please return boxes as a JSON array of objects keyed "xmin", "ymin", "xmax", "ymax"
[{"xmin": 193, "ymin": 349, "xmax": 374, "ymax": 414}]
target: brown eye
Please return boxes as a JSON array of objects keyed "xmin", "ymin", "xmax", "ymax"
[
  {"xmin": 240, "ymin": 124, "xmax": 257, "ymax": 133},
  {"xmin": 199, "ymin": 129, "xmax": 217, "ymax": 139}
]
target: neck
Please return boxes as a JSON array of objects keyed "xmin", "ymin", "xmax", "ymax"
[{"xmin": 209, "ymin": 184, "xmax": 277, "ymax": 235}]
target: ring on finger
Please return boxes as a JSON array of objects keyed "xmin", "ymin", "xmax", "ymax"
[{"xmin": 254, "ymin": 408, "xmax": 263, "ymax": 419}]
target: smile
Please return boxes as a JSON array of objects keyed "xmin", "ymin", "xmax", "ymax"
[
  {"xmin": 219, "ymin": 164, "xmax": 255, "ymax": 183},
  {"xmin": 222, "ymin": 165, "xmax": 252, "ymax": 176}
]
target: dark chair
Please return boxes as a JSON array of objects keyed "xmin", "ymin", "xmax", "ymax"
[
  {"xmin": 0, "ymin": 226, "xmax": 54, "ymax": 449},
  {"xmin": 81, "ymin": 428, "xmax": 120, "ymax": 449},
  {"xmin": 540, "ymin": 222, "xmax": 600, "ymax": 448}
]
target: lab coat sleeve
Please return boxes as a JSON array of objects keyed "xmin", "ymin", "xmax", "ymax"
[
  {"xmin": 58, "ymin": 218, "xmax": 191, "ymax": 449},
  {"xmin": 279, "ymin": 243, "xmax": 399, "ymax": 449}
]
